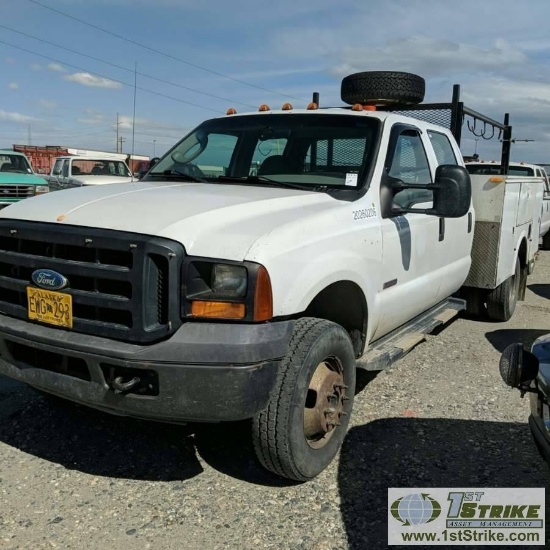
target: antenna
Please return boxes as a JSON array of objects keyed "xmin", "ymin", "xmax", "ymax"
[{"xmin": 131, "ymin": 61, "xmax": 137, "ymax": 166}]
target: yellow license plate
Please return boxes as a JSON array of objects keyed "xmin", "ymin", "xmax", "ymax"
[{"xmin": 27, "ymin": 287, "xmax": 73, "ymax": 329}]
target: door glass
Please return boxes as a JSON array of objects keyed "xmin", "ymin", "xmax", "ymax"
[
  {"xmin": 62, "ymin": 160, "xmax": 70, "ymax": 177},
  {"xmin": 427, "ymin": 131, "xmax": 458, "ymax": 165},
  {"xmin": 387, "ymin": 130, "xmax": 432, "ymax": 208}
]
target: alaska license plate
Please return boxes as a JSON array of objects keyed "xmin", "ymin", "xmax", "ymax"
[{"xmin": 27, "ymin": 287, "xmax": 73, "ymax": 329}]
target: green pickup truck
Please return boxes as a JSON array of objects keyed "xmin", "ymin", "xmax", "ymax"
[{"xmin": 0, "ymin": 150, "xmax": 49, "ymax": 210}]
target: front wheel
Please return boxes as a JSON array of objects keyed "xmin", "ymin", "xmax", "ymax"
[{"xmin": 252, "ymin": 318, "xmax": 356, "ymax": 481}]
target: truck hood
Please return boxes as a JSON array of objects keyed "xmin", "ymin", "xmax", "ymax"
[
  {"xmin": 0, "ymin": 172, "xmax": 47, "ymax": 185},
  {"xmin": 70, "ymin": 175, "xmax": 134, "ymax": 185},
  {"xmin": 0, "ymin": 181, "xmax": 336, "ymax": 260}
]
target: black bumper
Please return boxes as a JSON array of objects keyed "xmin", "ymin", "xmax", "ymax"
[{"xmin": 0, "ymin": 315, "xmax": 294, "ymax": 423}]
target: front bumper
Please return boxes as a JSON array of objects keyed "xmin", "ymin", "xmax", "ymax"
[{"xmin": 0, "ymin": 314, "xmax": 294, "ymax": 422}]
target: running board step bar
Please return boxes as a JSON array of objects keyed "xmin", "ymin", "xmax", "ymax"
[{"xmin": 356, "ymin": 297, "xmax": 465, "ymax": 371}]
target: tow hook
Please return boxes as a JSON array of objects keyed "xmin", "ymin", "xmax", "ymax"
[{"xmin": 110, "ymin": 376, "xmax": 141, "ymax": 394}]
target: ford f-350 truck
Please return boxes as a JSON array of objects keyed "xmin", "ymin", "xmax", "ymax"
[{"xmin": 0, "ymin": 72, "xmax": 542, "ymax": 481}]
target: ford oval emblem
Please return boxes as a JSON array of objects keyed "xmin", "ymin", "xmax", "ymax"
[{"xmin": 31, "ymin": 269, "xmax": 69, "ymax": 291}]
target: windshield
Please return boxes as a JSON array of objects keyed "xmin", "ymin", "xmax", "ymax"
[
  {"xmin": 466, "ymin": 163, "xmax": 534, "ymax": 176},
  {"xmin": 0, "ymin": 154, "xmax": 33, "ymax": 174},
  {"xmin": 72, "ymin": 159, "xmax": 131, "ymax": 177},
  {"xmin": 148, "ymin": 114, "xmax": 380, "ymax": 189}
]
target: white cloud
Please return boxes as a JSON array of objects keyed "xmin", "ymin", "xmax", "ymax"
[
  {"xmin": 30, "ymin": 63, "xmax": 42, "ymax": 71},
  {"xmin": 38, "ymin": 99, "xmax": 57, "ymax": 110},
  {"xmin": 8, "ymin": 82, "xmax": 19, "ymax": 90},
  {"xmin": 48, "ymin": 63, "xmax": 66, "ymax": 72},
  {"xmin": 64, "ymin": 72, "xmax": 122, "ymax": 89},
  {"xmin": 0, "ymin": 110, "xmax": 41, "ymax": 124}
]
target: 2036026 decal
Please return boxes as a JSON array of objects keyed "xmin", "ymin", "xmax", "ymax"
[{"xmin": 352, "ymin": 204, "xmax": 377, "ymax": 220}]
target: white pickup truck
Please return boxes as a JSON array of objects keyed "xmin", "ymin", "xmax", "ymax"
[
  {"xmin": 45, "ymin": 155, "xmax": 134, "ymax": 191},
  {"xmin": 0, "ymin": 71, "xmax": 542, "ymax": 481}
]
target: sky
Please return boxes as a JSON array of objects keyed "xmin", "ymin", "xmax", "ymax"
[{"xmin": 2, "ymin": 0, "xmax": 550, "ymax": 162}]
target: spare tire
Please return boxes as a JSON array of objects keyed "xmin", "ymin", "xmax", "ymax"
[{"xmin": 341, "ymin": 71, "xmax": 425, "ymax": 106}]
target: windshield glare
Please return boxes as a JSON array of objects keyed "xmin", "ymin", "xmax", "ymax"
[
  {"xmin": 149, "ymin": 114, "xmax": 380, "ymax": 188},
  {"xmin": 0, "ymin": 154, "xmax": 32, "ymax": 174}
]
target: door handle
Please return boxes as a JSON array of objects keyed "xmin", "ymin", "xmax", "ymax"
[{"xmin": 439, "ymin": 217, "xmax": 445, "ymax": 242}]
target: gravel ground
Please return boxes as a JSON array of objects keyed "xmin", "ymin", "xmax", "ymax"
[{"xmin": 1, "ymin": 254, "xmax": 550, "ymax": 550}]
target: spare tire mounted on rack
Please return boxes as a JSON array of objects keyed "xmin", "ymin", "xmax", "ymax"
[{"xmin": 341, "ymin": 71, "xmax": 425, "ymax": 106}]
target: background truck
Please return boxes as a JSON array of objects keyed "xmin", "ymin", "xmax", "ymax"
[
  {"xmin": 0, "ymin": 71, "xmax": 542, "ymax": 481},
  {"xmin": 0, "ymin": 150, "xmax": 49, "ymax": 211},
  {"xmin": 45, "ymin": 155, "xmax": 134, "ymax": 191}
]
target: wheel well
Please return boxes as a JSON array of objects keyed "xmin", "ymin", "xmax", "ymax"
[
  {"xmin": 304, "ymin": 281, "xmax": 367, "ymax": 356},
  {"xmin": 518, "ymin": 238, "xmax": 528, "ymax": 268}
]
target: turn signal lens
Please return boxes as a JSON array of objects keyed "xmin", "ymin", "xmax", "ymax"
[
  {"xmin": 489, "ymin": 177, "xmax": 505, "ymax": 183},
  {"xmin": 191, "ymin": 301, "xmax": 246, "ymax": 319},
  {"xmin": 254, "ymin": 265, "xmax": 273, "ymax": 322}
]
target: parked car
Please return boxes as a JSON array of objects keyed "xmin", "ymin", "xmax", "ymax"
[
  {"xmin": 0, "ymin": 150, "xmax": 49, "ymax": 210},
  {"xmin": 44, "ymin": 155, "xmax": 134, "ymax": 190},
  {"xmin": 500, "ymin": 339, "xmax": 550, "ymax": 465}
]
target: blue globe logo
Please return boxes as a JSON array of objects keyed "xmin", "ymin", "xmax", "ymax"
[{"xmin": 391, "ymin": 493, "xmax": 441, "ymax": 526}]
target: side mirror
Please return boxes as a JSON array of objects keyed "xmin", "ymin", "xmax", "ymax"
[
  {"xmin": 431, "ymin": 165, "xmax": 472, "ymax": 218},
  {"xmin": 52, "ymin": 169, "xmax": 61, "ymax": 176},
  {"xmin": 499, "ymin": 343, "xmax": 539, "ymax": 390},
  {"xmin": 149, "ymin": 157, "xmax": 160, "ymax": 169},
  {"xmin": 389, "ymin": 165, "xmax": 472, "ymax": 219}
]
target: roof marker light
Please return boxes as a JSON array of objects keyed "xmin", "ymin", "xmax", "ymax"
[
  {"xmin": 363, "ymin": 105, "xmax": 376, "ymax": 111},
  {"xmin": 351, "ymin": 104, "xmax": 363, "ymax": 111},
  {"xmin": 306, "ymin": 102, "xmax": 318, "ymax": 110},
  {"xmin": 226, "ymin": 108, "xmax": 237, "ymax": 115},
  {"xmin": 258, "ymin": 104, "xmax": 270, "ymax": 112},
  {"xmin": 282, "ymin": 103, "xmax": 293, "ymax": 111}
]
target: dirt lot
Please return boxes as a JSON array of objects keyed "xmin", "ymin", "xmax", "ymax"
[{"xmin": 1, "ymin": 254, "xmax": 549, "ymax": 550}]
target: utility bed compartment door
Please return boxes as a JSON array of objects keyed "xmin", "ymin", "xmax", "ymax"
[{"xmin": 516, "ymin": 180, "xmax": 536, "ymax": 226}]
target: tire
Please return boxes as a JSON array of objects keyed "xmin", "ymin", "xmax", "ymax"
[
  {"xmin": 252, "ymin": 318, "xmax": 356, "ymax": 481},
  {"xmin": 462, "ymin": 287, "xmax": 487, "ymax": 318},
  {"xmin": 486, "ymin": 258, "xmax": 520, "ymax": 322},
  {"xmin": 542, "ymin": 232, "xmax": 550, "ymax": 251},
  {"xmin": 341, "ymin": 71, "xmax": 425, "ymax": 106}
]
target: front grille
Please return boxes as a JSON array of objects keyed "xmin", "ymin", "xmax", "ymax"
[
  {"xmin": 0, "ymin": 185, "xmax": 34, "ymax": 199},
  {"xmin": 0, "ymin": 220, "xmax": 184, "ymax": 343}
]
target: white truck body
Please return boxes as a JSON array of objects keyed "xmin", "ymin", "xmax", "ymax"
[
  {"xmin": 45, "ymin": 155, "xmax": 134, "ymax": 190},
  {"xmin": 0, "ymin": 70, "xmax": 541, "ymax": 481}
]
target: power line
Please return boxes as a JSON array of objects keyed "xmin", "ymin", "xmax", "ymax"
[
  {"xmin": 0, "ymin": 24, "xmax": 257, "ymax": 108},
  {"xmin": 0, "ymin": 39, "xmax": 221, "ymax": 113},
  {"xmin": 27, "ymin": 0, "xmax": 304, "ymax": 101}
]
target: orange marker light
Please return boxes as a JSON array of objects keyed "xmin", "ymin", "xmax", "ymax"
[
  {"xmin": 282, "ymin": 103, "xmax": 293, "ymax": 111},
  {"xmin": 191, "ymin": 301, "xmax": 246, "ymax": 319},
  {"xmin": 226, "ymin": 108, "xmax": 237, "ymax": 115},
  {"xmin": 351, "ymin": 104, "xmax": 363, "ymax": 111},
  {"xmin": 363, "ymin": 105, "xmax": 377, "ymax": 111},
  {"xmin": 306, "ymin": 102, "xmax": 318, "ymax": 110},
  {"xmin": 489, "ymin": 177, "xmax": 505, "ymax": 183},
  {"xmin": 254, "ymin": 265, "xmax": 273, "ymax": 322},
  {"xmin": 258, "ymin": 104, "xmax": 270, "ymax": 112}
]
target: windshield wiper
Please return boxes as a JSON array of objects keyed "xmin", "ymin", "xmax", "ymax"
[
  {"xmin": 216, "ymin": 175, "xmax": 326, "ymax": 192},
  {"xmin": 147, "ymin": 170, "xmax": 207, "ymax": 183}
]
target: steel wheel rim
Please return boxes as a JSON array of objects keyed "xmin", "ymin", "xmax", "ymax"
[{"xmin": 303, "ymin": 357, "xmax": 347, "ymax": 449}]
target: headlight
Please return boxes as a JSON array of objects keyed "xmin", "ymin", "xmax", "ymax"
[
  {"xmin": 182, "ymin": 260, "xmax": 272, "ymax": 321},
  {"xmin": 34, "ymin": 185, "xmax": 50, "ymax": 195},
  {"xmin": 211, "ymin": 264, "xmax": 247, "ymax": 297}
]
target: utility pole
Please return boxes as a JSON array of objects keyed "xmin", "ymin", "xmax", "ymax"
[
  {"xmin": 28, "ymin": 124, "xmax": 32, "ymax": 146},
  {"xmin": 118, "ymin": 136, "xmax": 126, "ymax": 153},
  {"xmin": 153, "ymin": 139, "xmax": 156, "ymax": 157}
]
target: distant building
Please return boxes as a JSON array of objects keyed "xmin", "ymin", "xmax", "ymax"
[{"xmin": 12, "ymin": 145, "xmax": 149, "ymax": 174}]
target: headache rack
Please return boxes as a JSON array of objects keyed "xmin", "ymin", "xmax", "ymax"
[{"xmin": 314, "ymin": 84, "xmax": 513, "ymax": 175}]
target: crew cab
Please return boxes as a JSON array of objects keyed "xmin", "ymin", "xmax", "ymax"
[
  {"xmin": 0, "ymin": 150, "xmax": 49, "ymax": 210},
  {"xmin": 45, "ymin": 155, "xmax": 134, "ymax": 191},
  {"xmin": 0, "ymin": 71, "xmax": 541, "ymax": 481},
  {"xmin": 466, "ymin": 160, "xmax": 550, "ymax": 249}
]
